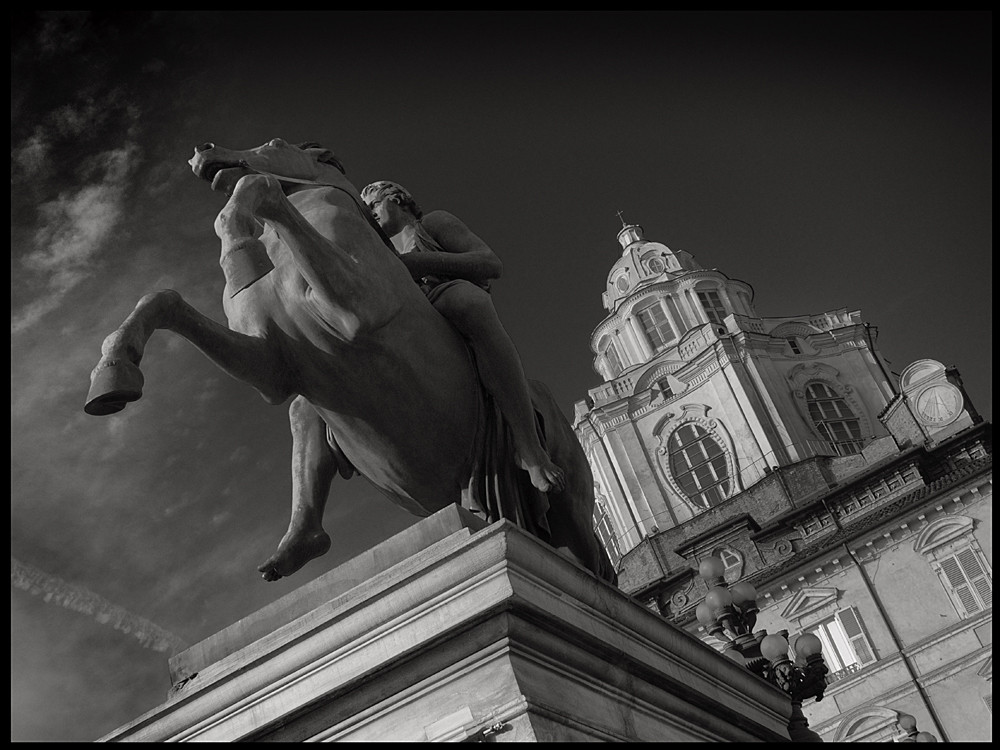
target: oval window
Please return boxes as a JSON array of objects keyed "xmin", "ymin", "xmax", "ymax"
[{"xmin": 666, "ymin": 423, "xmax": 730, "ymax": 509}]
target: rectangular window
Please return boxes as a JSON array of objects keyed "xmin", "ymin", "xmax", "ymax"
[
  {"xmin": 802, "ymin": 607, "xmax": 877, "ymax": 677},
  {"xmin": 636, "ymin": 303, "xmax": 675, "ymax": 351},
  {"xmin": 787, "ymin": 337, "xmax": 802, "ymax": 354},
  {"xmin": 939, "ymin": 548, "xmax": 992, "ymax": 616},
  {"xmin": 664, "ymin": 296, "xmax": 686, "ymax": 331},
  {"xmin": 837, "ymin": 606, "xmax": 877, "ymax": 665},
  {"xmin": 697, "ymin": 289, "xmax": 727, "ymax": 325},
  {"xmin": 592, "ymin": 506, "xmax": 622, "ymax": 569}
]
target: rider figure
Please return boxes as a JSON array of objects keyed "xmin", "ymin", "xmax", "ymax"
[{"xmin": 361, "ymin": 180, "xmax": 565, "ymax": 495}]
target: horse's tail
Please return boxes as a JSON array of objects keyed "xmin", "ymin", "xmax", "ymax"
[
  {"xmin": 457, "ymin": 357, "xmax": 616, "ymax": 586},
  {"xmin": 526, "ymin": 380, "xmax": 618, "ymax": 586},
  {"xmin": 460, "ymin": 383, "xmax": 552, "ymax": 543}
]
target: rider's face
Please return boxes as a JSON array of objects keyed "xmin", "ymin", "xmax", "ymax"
[
  {"xmin": 367, "ymin": 196, "xmax": 388, "ymax": 227},
  {"xmin": 367, "ymin": 196, "xmax": 407, "ymax": 235}
]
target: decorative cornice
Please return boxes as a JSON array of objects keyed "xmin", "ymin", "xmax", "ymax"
[
  {"xmin": 605, "ymin": 270, "xmax": 753, "ymax": 319},
  {"xmin": 674, "ymin": 514, "xmax": 760, "ymax": 559},
  {"xmin": 743, "ymin": 456, "xmax": 992, "ymax": 603}
]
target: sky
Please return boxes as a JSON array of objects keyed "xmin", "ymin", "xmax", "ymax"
[{"xmin": 10, "ymin": 11, "xmax": 992, "ymax": 742}]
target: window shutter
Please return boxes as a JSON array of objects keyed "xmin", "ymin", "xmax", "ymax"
[
  {"xmin": 836, "ymin": 606, "xmax": 876, "ymax": 666},
  {"xmin": 940, "ymin": 553, "xmax": 984, "ymax": 615},
  {"xmin": 956, "ymin": 548, "xmax": 992, "ymax": 610}
]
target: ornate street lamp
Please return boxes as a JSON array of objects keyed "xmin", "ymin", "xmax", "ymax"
[
  {"xmin": 695, "ymin": 555, "xmax": 829, "ymax": 743},
  {"xmin": 896, "ymin": 713, "xmax": 939, "ymax": 742}
]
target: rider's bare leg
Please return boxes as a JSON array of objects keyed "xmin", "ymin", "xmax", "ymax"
[
  {"xmin": 432, "ymin": 283, "xmax": 565, "ymax": 493},
  {"xmin": 258, "ymin": 396, "xmax": 339, "ymax": 581}
]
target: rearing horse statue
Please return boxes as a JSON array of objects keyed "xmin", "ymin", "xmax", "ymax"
[{"xmin": 84, "ymin": 138, "xmax": 616, "ymax": 586}]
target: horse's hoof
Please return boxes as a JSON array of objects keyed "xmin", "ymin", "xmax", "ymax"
[
  {"xmin": 85, "ymin": 359, "xmax": 144, "ymax": 415},
  {"xmin": 221, "ymin": 238, "xmax": 274, "ymax": 297}
]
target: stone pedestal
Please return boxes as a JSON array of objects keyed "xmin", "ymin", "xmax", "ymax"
[{"xmin": 101, "ymin": 505, "xmax": 791, "ymax": 742}]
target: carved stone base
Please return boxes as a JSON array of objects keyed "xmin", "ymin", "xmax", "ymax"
[{"xmin": 101, "ymin": 506, "xmax": 791, "ymax": 742}]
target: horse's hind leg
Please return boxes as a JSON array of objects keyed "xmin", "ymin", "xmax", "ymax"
[
  {"xmin": 258, "ymin": 397, "xmax": 356, "ymax": 581},
  {"xmin": 85, "ymin": 290, "xmax": 291, "ymax": 415}
]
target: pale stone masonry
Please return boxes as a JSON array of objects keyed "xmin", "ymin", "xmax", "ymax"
[
  {"xmin": 574, "ymin": 221, "xmax": 992, "ymax": 742},
  {"xmin": 101, "ymin": 506, "xmax": 790, "ymax": 742}
]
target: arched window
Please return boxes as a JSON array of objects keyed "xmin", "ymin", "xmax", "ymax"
[
  {"xmin": 667, "ymin": 423, "xmax": 730, "ymax": 508},
  {"xmin": 833, "ymin": 707, "xmax": 905, "ymax": 743},
  {"xmin": 805, "ymin": 382, "xmax": 864, "ymax": 456}
]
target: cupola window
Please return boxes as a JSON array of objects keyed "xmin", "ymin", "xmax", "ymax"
[
  {"xmin": 697, "ymin": 289, "xmax": 727, "ymax": 326},
  {"xmin": 636, "ymin": 302, "xmax": 676, "ymax": 352},
  {"xmin": 604, "ymin": 341, "xmax": 624, "ymax": 378}
]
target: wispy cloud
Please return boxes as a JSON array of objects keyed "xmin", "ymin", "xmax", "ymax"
[
  {"xmin": 34, "ymin": 11, "xmax": 92, "ymax": 57},
  {"xmin": 12, "ymin": 143, "xmax": 141, "ymax": 334},
  {"xmin": 10, "ymin": 130, "xmax": 51, "ymax": 177},
  {"xmin": 11, "ymin": 557, "xmax": 186, "ymax": 653}
]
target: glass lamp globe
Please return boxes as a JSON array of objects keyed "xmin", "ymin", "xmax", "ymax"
[
  {"xmin": 699, "ymin": 556, "xmax": 726, "ymax": 580},
  {"xmin": 795, "ymin": 632, "xmax": 822, "ymax": 657},
  {"xmin": 731, "ymin": 581, "xmax": 757, "ymax": 605},
  {"xmin": 704, "ymin": 586, "xmax": 733, "ymax": 611},
  {"xmin": 915, "ymin": 732, "xmax": 938, "ymax": 742},
  {"xmin": 696, "ymin": 602, "xmax": 715, "ymax": 626},
  {"xmin": 897, "ymin": 714, "xmax": 917, "ymax": 732},
  {"xmin": 723, "ymin": 648, "xmax": 745, "ymax": 664},
  {"xmin": 760, "ymin": 633, "xmax": 789, "ymax": 662}
]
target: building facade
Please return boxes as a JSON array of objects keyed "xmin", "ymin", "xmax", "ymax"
[{"xmin": 573, "ymin": 221, "xmax": 992, "ymax": 742}]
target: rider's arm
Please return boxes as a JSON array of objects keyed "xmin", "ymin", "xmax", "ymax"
[{"xmin": 401, "ymin": 210, "xmax": 503, "ymax": 284}]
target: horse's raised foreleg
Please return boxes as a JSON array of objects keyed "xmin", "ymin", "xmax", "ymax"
[
  {"xmin": 85, "ymin": 289, "xmax": 292, "ymax": 415},
  {"xmin": 219, "ymin": 174, "xmax": 398, "ymax": 337},
  {"xmin": 258, "ymin": 396, "xmax": 356, "ymax": 582}
]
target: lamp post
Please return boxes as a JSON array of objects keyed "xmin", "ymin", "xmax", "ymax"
[
  {"xmin": 696, "ymin": 556, "xmax": 829, "ymax": 743},
  {"xmin": 896, "ymin": 713, "xmax": 939, "ymax": 742}
]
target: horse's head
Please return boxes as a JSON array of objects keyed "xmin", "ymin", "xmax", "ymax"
[{"xmin": 189, "ymin": 138, "xmax": 346, "ymax": 194}]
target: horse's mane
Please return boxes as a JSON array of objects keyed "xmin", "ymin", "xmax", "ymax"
[{"xmin": 295, "ymin": 141, "xmax": 346, "ymax": 175}]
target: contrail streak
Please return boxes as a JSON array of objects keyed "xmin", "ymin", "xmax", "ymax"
[{"xmin": 11, "ymin": 557, "xmax": 186, "ymax": 653}]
